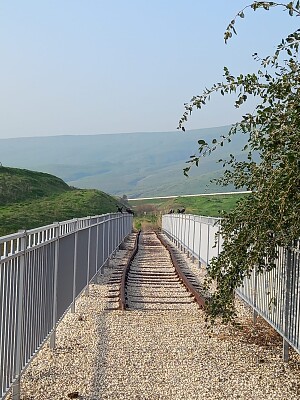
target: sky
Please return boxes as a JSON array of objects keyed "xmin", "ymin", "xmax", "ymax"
[{"xmin": 0, "ymin": 1, "xmax": 298, "ymax": 138}]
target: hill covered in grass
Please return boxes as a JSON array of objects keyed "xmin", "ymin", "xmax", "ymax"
[
  {"xmin": 130, "ymin": 193, "xmax": 249, "ymax": 230},
  {"xmin": 0, "ymin": 166, "xmax": 70, "ymax": 204},
  {"xmin": 0, "ymin": 167, "xmax": 122, "ymax": 236},
  {"xmin": 129, "ymin": 193, "xmax": 248, "ymax": 217}
]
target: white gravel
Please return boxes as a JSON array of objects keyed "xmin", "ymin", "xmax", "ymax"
[{"xmin": 11, "ymin": 232, "xmax": 300, "ymax": 400}]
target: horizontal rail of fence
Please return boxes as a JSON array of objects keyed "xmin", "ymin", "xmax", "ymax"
[
  {"xmin": 162, "ymin": 213, "xmax": 300, "ymax": 361},
  {"xmin": 0, "ymin": 212, "xmax": 133, "ymax": 400}
]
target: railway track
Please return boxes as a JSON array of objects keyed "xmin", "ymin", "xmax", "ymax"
[{"xmin": 117, "ymin": 231, "xmax": 205, "ymax": 311}]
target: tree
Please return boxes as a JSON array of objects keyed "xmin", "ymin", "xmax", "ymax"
[{"xmin": 179, "ymin": 1, "xmax": 300, "ymax": 323}]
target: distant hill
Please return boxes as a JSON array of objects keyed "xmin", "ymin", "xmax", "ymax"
[
  {"xmin": 0, "ymin": 167, "xmax": 122, "ymax": 236},
  {"xmin": 0, "ymin": 126, "xmax": 248, "ymax": 198}
]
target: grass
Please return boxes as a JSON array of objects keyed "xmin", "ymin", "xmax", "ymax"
[
  {"xmin": 0, "ymin": 189, "xmax": 121, "ymax": 236},
  {"xmin": 0, "ymin": 167, "xmax": 248, "ymax": 236},
  {"xmin": 133, "ymin": 214, "xmax": 161, "ymax": 231},
  {"xmin": 130, "ymin": 193, "xmax": 248, "ymax": 230},
  {"xmin": 129, "ymin": 193, "xmax": 248, "ymax": 217},
  {"xmin": 0, "ymin": 166, "xmax": 70, "ymax": 205},
  {"xmin": 0, "ymin": 167, "xmax": 122, "ymax": 236}
]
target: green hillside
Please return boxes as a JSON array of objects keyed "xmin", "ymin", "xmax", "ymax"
[
  {"xmin": 130, "ymin": 193, "xmax": 249, "ymax": 230},
  {"xmin": 130, "ymin": 193, "xmax": 248, "ymax": 217},
  {"xmin": 0, "ymin": 167, "xmax": 121, "ymax": 236},
  {"xmin": 0, "ymin": 166, "xmax": 70, "ymax": 204}
]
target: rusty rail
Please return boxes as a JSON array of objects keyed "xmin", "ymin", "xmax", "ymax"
[
  {"xmin": 156, "ymin": 232, "xmax": 206, "ymax": 308},
  {"xmin": 119, "ymin": 230, "xmax": 141, "ymax": 310}
]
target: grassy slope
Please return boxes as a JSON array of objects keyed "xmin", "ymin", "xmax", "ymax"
[
  {"xmin": 168, "ymin": 194, "xmax": 246, "ymax": 216},
  {"xmin": 0, "ymin": 166, "xmax": 70, "ymax": 204},
  {"xmin": 129, "ymin": 193, "xmax": 248, "ymax": 217},
  {"xmin": 130, "ymin": 193, "xmax": 248, "ymax": 230},
  {"xmin": 0, "ymin": 167, "xmax": 121, "ymax": 236}
]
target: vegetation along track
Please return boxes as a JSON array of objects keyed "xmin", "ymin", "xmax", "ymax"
[{"xmin": 119, "ymin": 231, "xmax": 206, "ymax": 311}]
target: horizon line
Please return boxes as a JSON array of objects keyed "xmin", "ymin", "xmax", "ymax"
[{"xmin": 0, "ymin": 124, "xmax": 233, "ymax": 140}]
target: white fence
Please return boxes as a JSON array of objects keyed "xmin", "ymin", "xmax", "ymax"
[
  {"xmin": 162, "ymin": 213, "xmax": 300, "ymax": 360},
  {"xmin": 0, "ymin": 213, "xmax": 133, "ymax": 399},
  {"xmin": 162, "ymin": 214, "xmax": 223, "ymax": 265}
]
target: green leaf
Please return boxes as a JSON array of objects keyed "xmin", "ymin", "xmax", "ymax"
[{"xmin": 178, "ymin": 0, "xmax": 300, "ymax": 325}]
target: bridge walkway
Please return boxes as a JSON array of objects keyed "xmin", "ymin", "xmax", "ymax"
[{"xmin": 11, "ymin": 233, "xmax": 300, "ymax": 400}]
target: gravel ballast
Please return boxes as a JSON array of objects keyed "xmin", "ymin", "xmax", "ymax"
[{"xmin": 10, "ymin": 233, "xmax": 300, "ymax": 400}]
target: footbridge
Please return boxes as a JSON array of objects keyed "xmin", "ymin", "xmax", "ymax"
[{"xmin": 1, "ymin": 212, "xmax": 299, "ymax": 399}]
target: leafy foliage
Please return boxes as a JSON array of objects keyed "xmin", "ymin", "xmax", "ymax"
[{"xmin": 179, "ymin": 1, "xmax": 300, "ymax": 323}]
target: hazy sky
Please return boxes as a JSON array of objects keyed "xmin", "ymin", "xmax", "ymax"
[{"xmin": 0, "ymin": 1, "xmax": 298, "ymax": 138}]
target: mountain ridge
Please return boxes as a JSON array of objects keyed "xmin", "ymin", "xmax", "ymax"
[{"xmin": 0, "ymin": 125, "xmax": 247, "ymax": 198}]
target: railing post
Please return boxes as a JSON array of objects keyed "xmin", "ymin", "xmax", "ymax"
[
  {"xmin": 103, "ymin": 215, "xmax": 106, "ymax": 267},
  {"xmin": 187, "ymin": 215, "xmax": 190, "ymax": 258},
  {"xmin": 118, "ymin": 214, "xmax": 121, "ymax": 249},
  {"xmin": 217, "ymin": 220, "xmax": 221, "ymax": 256},
  {"xmin": 283, "ymin": 247, "xmax": 292, "ymax": 362},
  {"xmin": 177, "ymin": 214, "xmax": 180, "ymax": 247},
  {"xmin": 192, "ymin": 216, "xmax": 196, "ymax": 263},
  {"xmin": 71, "ymin": 219, "xmax": 78, "ymax": 313},
  {"xmin": 182, "ymin": 215, "xmax": 184, "ymax": 251},
  {"xmin": 114, "ymin": 214, "xmax": 118, "ymax": 254},
  {"xmin": 184, "ymin": 215, "xmax": 187, "ymax": 254},
  {"xmin": 198, "ymin": 218, "xmax": 202, "ymax": 268},
  {"xmin": 173, "ymin": 215, "xmax": 176, "ymax": 246},
  {"xmin": 118, "ymin": 214, "xmax": 121, "ymax": 242},
  {"xmin": 253, "ymin": 266, "xmax": 258, "ymax": 325},
  {"xmin": 206, "ymin": 224, "xmax": 210, "ymax": 267},
  {"xmin": 177, "ymin": 215, "xmax": 179, "ymax": 245},
  {"xmin": 111, "ymin": 214, "xmax": 114, "ymax": 255},
  {"xmin": 122, "ymin": 213, "xmax": 125, "ymax": 240},
  {"xmin": 50, "ymin": 223, "xmax": 60, "ymax": 349},
  {"xmin": 107, "ymin": 215, "xmax": 111, "ymax": 261},
  {"xmin": 95, "ymin": 217, "xmax": 99, "ymax": 274},
  {"xmin": 12, "ymin": 231, "xmax": 26, "ymax": 400},
  {"xmin": 85, "ymin": 217, "xmax": 91, "ymax": 296},
  {"xmin": 124, "ymin": 214, "xmax": 126, "ymax": 238}
]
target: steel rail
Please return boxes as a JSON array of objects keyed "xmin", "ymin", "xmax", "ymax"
[
  {"xmin": 157, "ymin": 232, "xmax": 206, "ymax": 308},
  {"xmin": 119, "ymin": 230, "xmax": 141, "ymax": 310}
]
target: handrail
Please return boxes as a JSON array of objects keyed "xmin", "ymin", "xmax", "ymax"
[
  {"xmin": 162, "ymin": 213, "xmax": 300, "ymax": 361},
  {"xmin": 0, "ymin": 212, "xmax": 133, "ymax": 400}
]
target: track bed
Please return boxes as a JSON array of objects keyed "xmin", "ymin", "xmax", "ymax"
[{"xmin": 119, "ymin": 231, "xmax": 204, "ymax": 311}]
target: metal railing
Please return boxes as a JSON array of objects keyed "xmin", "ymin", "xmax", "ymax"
[
  {"xmin": 162, "ymin": 213, "xmax": 300, "ymax": 360},
  {"xmin": 0, "ymin": 213, "xmax": 133, "ymax": 399},
  {"xmin": 162, "ymin": 214, "xmax": 223, "ymax": 265}
]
